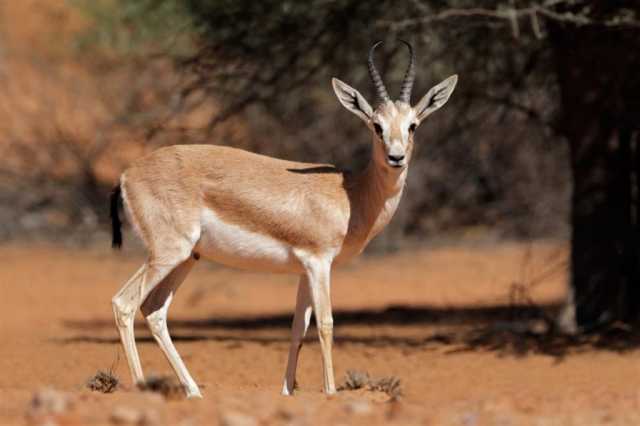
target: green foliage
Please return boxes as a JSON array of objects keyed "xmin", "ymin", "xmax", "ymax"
[{"xmin": 71, "ymin": 0, "xmax": 199, "ymax": 58}]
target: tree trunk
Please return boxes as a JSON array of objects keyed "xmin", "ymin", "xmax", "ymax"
[{"xmin": 550, "ymin": 16, "xmax": 640, "ymax": 329}]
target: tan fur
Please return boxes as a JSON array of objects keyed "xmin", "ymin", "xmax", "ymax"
[{"xmin": 121, "ymin": 143, "xmax": 404, "ymax": 262}]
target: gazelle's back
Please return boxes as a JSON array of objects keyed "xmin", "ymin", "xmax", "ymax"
[{"xmin": 121, "ymin": 144, "xmax": 352, "ymax": 272}]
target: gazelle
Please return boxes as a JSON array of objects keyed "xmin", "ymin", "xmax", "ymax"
[{"xmin": 109, "ymin": 41, "xmax": 457, "ymax": 398}]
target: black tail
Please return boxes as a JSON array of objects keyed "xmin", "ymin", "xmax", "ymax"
[{"xmin": 110, "ymin": 185, "xmax": 123, "ymax": 249}]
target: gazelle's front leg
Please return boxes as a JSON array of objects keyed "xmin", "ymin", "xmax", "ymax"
[
  {"xmin": 282, "ymin": 275, "xmax": 313, "ymax": 395},
  {"xmin": 303, "ymin": 257, "xmax": 336, "ymax": 394}
]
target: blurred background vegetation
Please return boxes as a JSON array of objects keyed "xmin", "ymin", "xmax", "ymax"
[{"xmin": 0, "ymin": 0, "xmax": 638, "ymax": 329}]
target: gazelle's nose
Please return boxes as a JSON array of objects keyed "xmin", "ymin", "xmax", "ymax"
[{"xmin": 387, "ymin": 154, "xmax": 405, "ymax": 168}]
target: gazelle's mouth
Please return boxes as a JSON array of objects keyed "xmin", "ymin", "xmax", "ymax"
[{"xmin": 387, "ymin": 154, "xmax": 406, "ymax": 169}]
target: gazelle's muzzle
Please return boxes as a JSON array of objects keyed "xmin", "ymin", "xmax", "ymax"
[
  {"xmin": 387, "ymin": 154, "xmax": 406, "ymax": 168},
  {"xmin": 386, "ymin": 140, "xmax": 407, "ymax": 168}
]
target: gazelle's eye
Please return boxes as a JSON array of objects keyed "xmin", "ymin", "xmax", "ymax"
[
  {"xmin": 373, "ymin": 123, "xmax": 383, "ymax": 137},
  {"xmin": 408, "ymin": 123, "xmax": 417, "ymax": 133}
]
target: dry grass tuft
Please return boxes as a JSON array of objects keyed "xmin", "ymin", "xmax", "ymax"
[
  {"xmin": 338, "ymin": 370, "xmax": 403, "ymax": 400},
  {"xmin": 369, "ymin": 376, "xmax": 402, "ymax": 400},
  {"xmin": 86, "ymin": 370, "xmax": 119, "ymax": 393},
  {"xmin": 339, "ymin": 370, "xmax": 371, "ymax": 391},
  {"xmin": 137, "ymin": 375, "xmax": 185, "ymax": 399}
]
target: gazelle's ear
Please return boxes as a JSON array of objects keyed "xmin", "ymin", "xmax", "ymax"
[
  {"xmin": 332, "ymin": 78, "xmax": 373, "ymax": 123},
  {"xmin": 414, "ymin": 75, "xmax": 458, "ymax": 122}
]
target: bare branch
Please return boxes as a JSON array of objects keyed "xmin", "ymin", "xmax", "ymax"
[{"xmin": 379, "ymin": 1, "xmax": 640, "ymax": 33}]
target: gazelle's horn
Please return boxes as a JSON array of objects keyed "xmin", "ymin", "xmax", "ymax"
[
  {"xmin": 398, "ymin": 40, "xmax": 415, "ymax": 104},
  {"xmin": 368, "ymin": 41, "xmax": 390, "ymax": 103}
]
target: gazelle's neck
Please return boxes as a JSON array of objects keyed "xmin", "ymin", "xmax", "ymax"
[{"xmin": 342, "ymin": 155, "xmax": 408, "ymax": 256}]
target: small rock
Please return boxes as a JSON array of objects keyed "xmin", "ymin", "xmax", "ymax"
[
  {"xmin": 344, "ymin": 400, "xmax": 372, "ymax": 415},
  {"xmin": 220, "ymin": 411, "xmax": 258, "ymax": 426},
  {"xmin": 110, "ymin": 406, "xmax": 142, "ymax": 425},
  {"xmin": 27, "ymin": 388, "xmax": 75, "ymax": 418}
]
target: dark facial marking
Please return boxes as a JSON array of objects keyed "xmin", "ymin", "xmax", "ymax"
[{"xmin": 373, "ymin": 123, "xmax": 383, "ymax": 137}]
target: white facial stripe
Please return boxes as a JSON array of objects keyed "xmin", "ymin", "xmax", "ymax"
[
  {"xmin": 389, "ymin": 140, "xmax": 404, "ymax": 157},
  {"xmin": 399, "ymin": 112, "xmax": 415, "ymax": 142}
]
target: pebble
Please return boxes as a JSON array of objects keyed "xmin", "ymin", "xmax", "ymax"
[
  {"xmin": 110, "ymin": 406, "xmax": 160, "ymax": 426},
  {"xmin": 220, "ymin": 411, "xmax": 258, "ymax": 426},
  {"xmin": 110, "ymin": 406, "xmax": 143, "ymax": 425},
  {"xmin": 344, "ymin": 400, "xmax": 372, "ymax": 415},
  {"xmin": 27, "ymin": 388, "xmax": 75, "ymax": 417}
]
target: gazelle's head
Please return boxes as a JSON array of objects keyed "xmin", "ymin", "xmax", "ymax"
[{"xmin": 332, "ymin": 41, "xmax": 458, "ymax": 170}]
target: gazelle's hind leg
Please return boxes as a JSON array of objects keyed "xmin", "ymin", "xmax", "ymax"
[
  {"xmin": 141, "ymin": 257, "xmax": 201, "ymax": 398},
  {"xmin": 111, "ymin": 265, "xmax": 147, "ymax": 384},
  {"xmin": 282, "ymin": 275, "xmax": 313, "ymax": 395},
  {"xmin": 112, "ymin": 176, "xmax": 201, "ymax": 394},
  {"xmin": 111, "ymin": 250, "xmax": 194, "ymax": 389}
]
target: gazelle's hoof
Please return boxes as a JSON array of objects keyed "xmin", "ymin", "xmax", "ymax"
[
  {"xmin": 281, "ymin": 378, "xmax": 301, "ymax": 396},
  {"xmin": 281, "ymin": 382, "xmax": 294, "ymax": 396},
  {"xmin": 185, "ymin": 388, "xmax": 203, "ymax": 399},
  {"xmin": 324, "ymin": 387, "xmax": 337, "ymax": 396}
]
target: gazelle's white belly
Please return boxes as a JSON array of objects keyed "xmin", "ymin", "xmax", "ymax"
[{"xmin": 195, "ymin": 209, "xmax": 305, "ymax": 273}]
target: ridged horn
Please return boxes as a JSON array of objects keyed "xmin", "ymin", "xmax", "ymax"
[
  {"xmin": 398, "ymin": 39, "xmax": 415, "ymax": 104},
  {"xmin": 368, "ymin": 41, "xmax": 390, "ymax": 104}
]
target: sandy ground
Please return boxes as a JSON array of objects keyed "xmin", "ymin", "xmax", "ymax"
[{"xmin": 2, "ymin": 240, "xmax": 640, "ymax": 425}]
